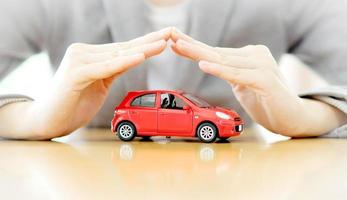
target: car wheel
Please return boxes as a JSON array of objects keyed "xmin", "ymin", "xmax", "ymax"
[
  {"xmin": 197, "ymin": 123, "xmax": 217, "ymax": 143},
  {"xmin": 117, "ymin": 122, "xmax": 136, "ymax": 141}
]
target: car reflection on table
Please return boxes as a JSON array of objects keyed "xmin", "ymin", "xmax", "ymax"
[{"xmin": 110, "ymin": 141, "xmax": 243, "ymax": 190}]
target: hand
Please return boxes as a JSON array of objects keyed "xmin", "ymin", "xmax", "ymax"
[
  {"xmin": 171, "ymin": 28, "xmax": 346, "ymax": 136},
  {"xmin": 21, "ymin": 28, "xmax": 170, "ymax": 139}
]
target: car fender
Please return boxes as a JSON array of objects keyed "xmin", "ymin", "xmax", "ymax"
[
  {"xmin": 112, "ymin": 111, "xmax": 131, "ymax": 132},
  {"xmin": 192, "ymin": 110, "xmax": 219, "ymax": 135}
]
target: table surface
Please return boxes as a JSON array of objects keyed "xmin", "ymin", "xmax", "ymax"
[{"xmin": 1, "ymin": 127, "xmax": 346, "ymax": 200}]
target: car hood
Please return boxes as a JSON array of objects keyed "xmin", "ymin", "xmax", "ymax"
[{"xmin": 208, "ymin": 106, "xmax": 240, "ymax": 118}]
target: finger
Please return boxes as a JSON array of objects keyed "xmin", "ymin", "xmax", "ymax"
[
  {"xmin": 83, "ymin": 53, "xmax": 145, "ymax": 80},
  {"xmin": 79, "ymin": 40, "xmax": 166, "ymax": 63},
  {"xmin": 221, "ymin": 55, "xmax": 257, "ymax": 69},
  {"xmin": 171, "ymin": 28, "xmax": 213, "ymax": 50},
  {"xmin": 171, "ymin": 28, "xmax": 254, "ymax": 57},
  {"xmin": 127, "ymin": 27, "xmax": 172, "ymax": 46},
  {"xmin": 78, "ymin": 51, "xmax": 118, "ymax": 63},
  {"xmin": 198, "ymin": 60, "xmax": 256, "ymax": 86},
  {"xmin": 174, "ymin": 39, "xmax": 220, "ymax": 62},
  {"xmin": 215, "ymin": 47, "xmax": 251, "ymax": 57},
  {"xmin": 81, "ymin": 27, "xmax": 172, "ymax": 53},
  {"xmin": 175, "ymin": 39, "xmax": 258, "ymax": 69},
  {"xmin": 119, "ymin": 39, "xmax": 167, "ymax": 58},
  {"xmin": 171, "ymin": 43, "xmax": 186, "ymax": 57}
]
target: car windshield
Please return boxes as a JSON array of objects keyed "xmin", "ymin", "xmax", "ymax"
[{"xmin": 183, "ymin": 93, "xmax": 212, "ymax": 108}]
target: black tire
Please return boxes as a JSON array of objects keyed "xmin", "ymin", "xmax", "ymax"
[
  {"xmin": 197, "ymin": 122, "xmax": 218, "ymax": 143},
  {"xmin": 117, "ymin": 122, "xmax": 136, "ymax": 141}
]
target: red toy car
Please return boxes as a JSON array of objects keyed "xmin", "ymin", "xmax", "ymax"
[{"xmin": 111, "ymin": 90, "xmax": 243, "ymax": 143}]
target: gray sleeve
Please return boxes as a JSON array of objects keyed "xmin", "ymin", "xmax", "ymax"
[
  {"xmin": 0, "ymin": 94, "xmax": 34, "ymax": 109},
  {"xmin": 299, "ymin": 86, "xmax": 347, "ymax": 138},
  {"xmin": 0, "ymin": 0, "xmax": 48, "ymax": 79},
  {"xmin": 0, "ymin": 1, "xmax": 49, "ymax": 107},
  {"xmin": 285, "ymin": 0, "xmax": 347, "ymax": 85}
]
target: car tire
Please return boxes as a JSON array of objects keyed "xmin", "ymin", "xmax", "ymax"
[
  {"xmin": 197, "ymin": 122, "xmax": 218, "ymax": 143},
  {"xmin": 117, "ymin": 122, "xmax": 136, "ymax": 141}
]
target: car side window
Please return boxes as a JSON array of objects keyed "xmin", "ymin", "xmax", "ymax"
[
  {"xmin": 131, "ymin": 93, "xmax": 156, "ymax": 107},
  {"xmin": 160, "ymin": 93, "xmax": 186, "ymax": 110}
]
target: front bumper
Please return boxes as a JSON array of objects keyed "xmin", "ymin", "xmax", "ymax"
[
  {"xmin": 111, "ymin": 117, "xmax": 117, "ymax": 132},
  {"xmin": 111, "ymin": 122, "xmax": 115, "ymax": 132},
  {"xmin": 218, "ymin": 120, "xmax": 244, "ymax": 137}
]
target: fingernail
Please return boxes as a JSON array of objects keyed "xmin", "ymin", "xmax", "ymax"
[
  {"xmin": 177, "ymin": 39, "xmax": 188, "ymax": 47},
  {"xmin": 132, "ymin": 53, "xmax": 145, "ymax": 59},
  {"xmin": 158, "ymin": 28, "xmax": 170, "ymax": 36},
  {"xmin": 199, "ymin": 60, "xmax": 210, "ymax": 67}
]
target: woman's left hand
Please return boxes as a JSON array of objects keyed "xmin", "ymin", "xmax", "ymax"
[{"xmin": 171, "ymin": 28, "xmax": 346, "ymax": 137}]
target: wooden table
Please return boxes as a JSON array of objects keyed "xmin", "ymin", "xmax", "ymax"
[{"xmin": 1, "ymin": 127, "xmax": 346, "ymax": 200}]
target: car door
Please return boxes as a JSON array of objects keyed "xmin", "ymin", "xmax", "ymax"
[
  {"xmin": 158, "ymin": 93, "xmax": 193, "ymax": 135},
  {"xmin": 128, "ymin": 93, "xmax": 158, "ymax": 134}
]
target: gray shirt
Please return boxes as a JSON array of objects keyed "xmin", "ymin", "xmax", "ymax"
[{"xmin": 1, "ymin": 0, "xmax": 347, "ymax": 136}]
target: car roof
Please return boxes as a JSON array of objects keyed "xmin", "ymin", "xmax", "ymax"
[{"xmin": 127, "ymin": 90, "xmax": 184, "ymax": 95}]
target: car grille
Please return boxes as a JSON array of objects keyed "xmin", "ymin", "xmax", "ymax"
[{"xmin": 234, "ymin": 117, "xmax": 241, "ymax": 121}]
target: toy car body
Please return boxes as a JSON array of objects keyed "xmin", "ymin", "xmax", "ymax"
[{"xmin": 111, "ymin": 90, "xmax": 243, "ymax": 143}]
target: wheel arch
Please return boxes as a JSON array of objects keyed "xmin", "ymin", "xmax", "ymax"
[
  {"xmin": 116, "ymin": 120, "xmax": 137, "ymax": 133},
  {"xmin": 195, "ymin": 120, "xmax": 219, "ymax": 137}
]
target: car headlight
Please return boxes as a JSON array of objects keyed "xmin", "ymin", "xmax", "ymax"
[{"xmin": 215, "ymin": 111, "xmax": 231, "ymax": 120}]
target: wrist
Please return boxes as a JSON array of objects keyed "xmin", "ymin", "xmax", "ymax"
[
  {"xmin": 27, "ymin": 100, "xmax": 75, "ymax": 140},
  {"xmin": 0, "ymin": 101, "xmax": 40, "ymax": 139},
  {"xmin": 298, "ymin": 98, "xmax": 347, "ymax": 136},
  {"xmin": 0, "ymin": 97, "xmax": 74, "ymax": 140},
  {"xmin": 260, "ymin": 83, "xmax": 321, "ymax": 136}
]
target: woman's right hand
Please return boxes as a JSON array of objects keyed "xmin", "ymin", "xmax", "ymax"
[{"xmin": 0, "ymin": 27, "xmax": 171, "ymax": 140}]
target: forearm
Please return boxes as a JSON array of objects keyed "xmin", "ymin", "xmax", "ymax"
[
  {"xmin": 298, "ymin": 98, "xmax": 347, "ymax": 137},
  {"xmin": 0, "ymin": 101, "xmax": 44, "ymax": 140},
  {"xmin": 251, "ymin": 81, "xmax": 347, "ymax": 137},
  {"xmin": 267, "ymin": 95, "xmax": 347, "ymax": 137}
]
